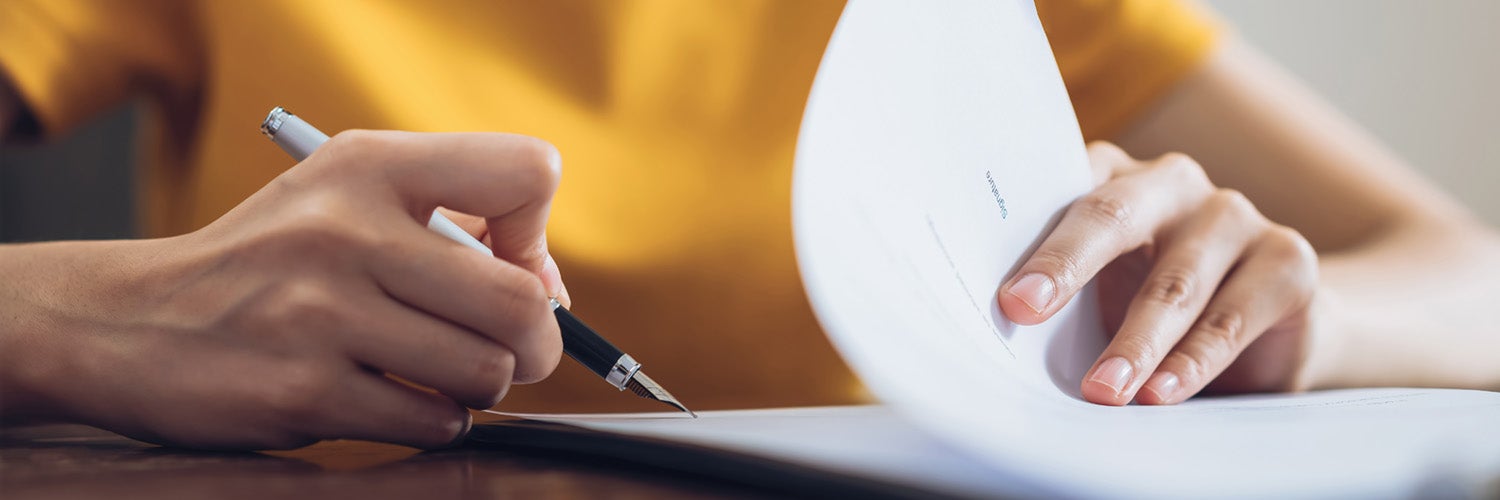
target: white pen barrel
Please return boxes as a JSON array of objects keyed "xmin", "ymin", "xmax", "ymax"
[
  {"xmin": 271, "ymin": 113, "xmax": 330, "ymax": 161},
  {"xmin": 262, "ymin": 107, "xmax": 496, "ymax": 260},
  {"xmin": 426, "ymin": 212, "xmax": 491, "ymax": 254}
]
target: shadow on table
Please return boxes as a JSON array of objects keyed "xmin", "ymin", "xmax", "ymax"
[{"xmin": 0, "ymin": 424, "xmax": 761, "ymax": 500}]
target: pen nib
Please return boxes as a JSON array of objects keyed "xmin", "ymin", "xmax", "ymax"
[{"xmin": 625, "ymin": 372, "xmax": 698, "ymax": 418}]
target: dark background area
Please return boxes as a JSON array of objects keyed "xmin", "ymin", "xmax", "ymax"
[{"xmin": 0, "ymin": 105, "xmax": 138, "ymax": 242}]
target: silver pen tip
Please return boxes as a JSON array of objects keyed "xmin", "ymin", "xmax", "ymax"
[{"xmin": 625, "ymin": 372, "xmax": 697, "ymax": 418}]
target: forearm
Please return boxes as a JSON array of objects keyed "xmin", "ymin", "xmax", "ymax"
[
  {"xmin": 1115, "ymin": 39, "xmax": 1471, "ymax": 251},
  {"xmin": 1310, "ymin": 219, "xmax": 1500, "ymax": 391},
  {"xmin": 0, "ymin": 239, "xmax": 162, "ymax": 421},
  {"xmin": 1, "ymin": 242, "xmax": 92, "ymax": 420}
]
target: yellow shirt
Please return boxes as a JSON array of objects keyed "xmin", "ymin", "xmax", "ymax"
[{"xmin": 0, "ymin": 0, "xmax": 1217, "ymax": 412}]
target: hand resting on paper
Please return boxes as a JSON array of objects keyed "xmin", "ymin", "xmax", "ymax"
[
  {"xmin": 0, "ymin": 130, "xmax": 570, "ymax": 449},
  {"xmin": 1000, "ymin": 142, "xmax": 1318, "ymax": 406},
  {"xmin": 997, "ymin": 38, "xmax": 1500, "ymax": 404}
]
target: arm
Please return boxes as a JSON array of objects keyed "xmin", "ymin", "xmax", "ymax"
[
  {"xmin": 0, "ymin": 130, "xmax": 569, "ymax": 449},
  {"xmin": 1114, "ymin": 39, "xmax": 1500, "ymax": 390}
]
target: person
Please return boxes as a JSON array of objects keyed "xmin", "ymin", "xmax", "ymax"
[{"xmin": 0, "ymin": 0, "xmax": 1496, "ymax": 450}]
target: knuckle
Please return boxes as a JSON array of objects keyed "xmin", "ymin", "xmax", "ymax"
[
  {"xmin": 319, "ymin": 130, "xmax": 419, "ymax": 180},
  {"xmin": 1156, "ymin": 151, "xmax": 1191, "ymax": 166},
  {"xmin": 518, "ymin": 320, "xmax": 563, "ymax": 383},
  {"xmin": 1175, "ymin": 308, "xmax": 1250, "ymax": 382},
  {"xmin": 1084, "ymin": 141, "xmax": 1136, "ymax": 179},
  {"xmin": 324, "ymin": 129, "xmax": 390, "ymax": 162},
  {"xmin": 488, "ymin": 265, "xmax": 549, "ymax": 324},
  {"xmin": 467, "ymin": 350, "xmax": 516, "ymax": 407},
  {"xmin": 1264, "ymin": 225, "xmax": 1317, "ymax": 262},
  {"xmin": 1073, "ymin": 192, "xmax": 1133, "ymax": 233},
  {"xmin": 509, "ymin": 136, "xmax": 563, "ymax": 194},
  {"xmin": 1209, "ymin": 188, "xmax": 1255, "ymax": 215},
  {"xmin": 261, "ymin": 282, "xmax": 345, "ymax": 334},
  {"xmin": 1155, "ymin": 152, "xmax": 1198, "ymax": 172},
  {"xmin": 264, "ymin": 198, "xmax": 381, "ymax": 259},
  {"xmin": 1192, "ymin": 309, "xmax": 1247, "ymax": 357},
  {"xmin": 1202, "ymin": 308, "xmax": 1246, "ymax": 336},
  {"xmin": 283, "ymin": 129, "xmax": 400, "ymax": 186},
  {"xmin": 1167, "ymin": 350, "xmax": 1214, "ymax": 386},
  {"xmin": 1143, "ymin": 269, "xmax": 1196, "ymax": 309},
  {"xmin": 1155, "ymin": 152, "xmax": 1211, "ymax": 188},
  {"xmin": 1112, "ymin": 334, "xmax": 1162, "ymax": 365},
  {"xmin": 1026, "ymin": 248, "xmax": 1082, "ymax": 289},
  {"xmin": 1086, "ymin": 141, "xmax": 1130, "ymax": 160},
  {"xmin": 260, "ymin": 363, "xmax": 336, "ymax": 424},
  {"xmin": 482, "ymin": 265, "xmax": 557, "ymax": 381},
  {"xmin": 1262, "ymin": 225, "xmax": 1320, "ymax": 302},
  {"xmin": 517, "ymin": 240, "xmax": 550, "ymax": 275},
  {"xmin": 1206, "ymin": 188, "xmax": 1266, "ymax": 227}
]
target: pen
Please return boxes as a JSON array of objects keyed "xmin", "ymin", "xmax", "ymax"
[{"xmin": 259, "ymin": 107, "xmax": 695, "ymax": 417}]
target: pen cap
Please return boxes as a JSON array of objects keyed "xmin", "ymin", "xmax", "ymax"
[{"xmin": 261, "ymin": 107, "xmax": 330, "ymax": 161}]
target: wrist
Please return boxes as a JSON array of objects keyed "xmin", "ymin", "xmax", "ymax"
[{"xmin": 0, "ymin": 238, "xmax": 160, "ymax": 421}]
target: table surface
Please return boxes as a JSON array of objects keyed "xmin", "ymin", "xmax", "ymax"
[{"xmin": 0, "ymin": 416, "xmax": 770, "ymax": 500}]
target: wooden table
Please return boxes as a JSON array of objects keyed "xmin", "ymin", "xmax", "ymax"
[{"xmin": 0, "ymin": 418, "xmax": 769, "ymax": 499}]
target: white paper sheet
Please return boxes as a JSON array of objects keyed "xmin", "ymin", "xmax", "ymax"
[
  {"xmin": 509, "ymin": 1, "xmax": 1500, "ymax": 498},
  {"xmin": 502, "ymin": 392, "xmax": 1500, "ymax": 499},
  {"xmin": 499, "ymin": 406, "xmax": 1052, "ymax": 498},
  {"xmin": 790, "ymin": 1, "xmax": 1500, "ymax": 497}
]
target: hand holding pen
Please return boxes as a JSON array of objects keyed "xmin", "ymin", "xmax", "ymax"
[
  {"xmin": 261, "ymin": 108, "xmax": 693, "ymax": 418},
  {"xmin": 0, "ymin": 127, "xmax": 558, "ymax": 450},
  {"xmin": 1, "ymin": 113, "xmax": 685, "ymax": 452}
]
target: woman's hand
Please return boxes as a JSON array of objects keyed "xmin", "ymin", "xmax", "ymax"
[
  {"xmin": 0, "ymin": 130, "xmax": 566, "ymax": 449},
  {"xmin": 999, "ymin": 142, "xmax": 1322, "ymax": 406}
]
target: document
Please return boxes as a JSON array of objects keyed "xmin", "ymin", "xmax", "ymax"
[{"xmin": 489, "ymin": 1, "xmax": 1500, "ymax": 498}]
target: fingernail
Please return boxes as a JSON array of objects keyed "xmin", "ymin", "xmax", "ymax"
[
  {"xmin": 1088, "ymin": 357, "xmax": 1134, "ymax": 396},
  {"xmin": 1008, "ymin": 273, "xmax": 1056, "ymax": 314},
  {"xmin": 440, "ymin": 412, "xmax": 473, "ymax": 449},
  {"xmin": 539, "ymin": 254, "xmax": 564, "ymax": 298},
  {"xmin": 1143, "ymin": 372, "xmax": 1180, "ymax": 404}
]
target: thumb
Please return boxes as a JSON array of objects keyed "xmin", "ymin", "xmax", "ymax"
[
  {"xmin": 334, "ymin": 130, "xmax": 562, "ymax": 287},
  {"xmin": 432, "ymin": 206, "xmax": 568, "ymax": 301}
]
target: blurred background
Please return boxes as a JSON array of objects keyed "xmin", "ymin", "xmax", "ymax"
[{"xmin": 2, "ymin": 0, "xmax": 1496, "ymax": 241}]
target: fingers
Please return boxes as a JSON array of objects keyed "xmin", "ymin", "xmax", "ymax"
[
  {"xmin": 1078, "ymin": 190, "xmax": 1266, "ymax": 405},
  {"xmin": 1137, "ymin": 226, "xmax": 1317, "ymax": 405},
  {"xmin": 438, "ymin": 207, "xmax": 570, "ymax": 308},
  {"xmin": 318, "ymin": 130, "xmax": 564, "ymax": 297},
  {"xmin": 309, "ymin": 132, "xmax": 566, "ymax": 385},
  {"xmin": 997, "ymin": 144, "xmax": 1317, "ymax": 405},
  {"xmin": 339, "ymin": 296, "xmax": 518, "ymax": 409},
  {"xmin": 1085, "ymin": 141, "xmax": 1134, "ymax": 186},
  {"xmin": 999, "ymin": 151, "xmax": 1214, "ymax": 325},
  {"xmin": 314, "ymin": 371, "xmax": 473, "ymax": 449},
  {"xmin": 539, "ymin": 250, "xmax": 572, "ymax": 308},
  {"xmin": 368, "ymin": 222, "xmax": 563, "ymax": 385},
  {"xmin": 435, "ymin": 207, "xmax": 490, "ymax": 241},
  {"xmin": 241, "ymin": 358, "xmax": 468, "ymax": 450}
]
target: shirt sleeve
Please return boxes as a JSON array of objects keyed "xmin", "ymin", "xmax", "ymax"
[
  {"xmin": 1037, "ymin": 0, "xmax": 1222, "ymax": 141},
  {"xmin": 0, "ymin": 0, "xmax": 201, "ymax": 139}
]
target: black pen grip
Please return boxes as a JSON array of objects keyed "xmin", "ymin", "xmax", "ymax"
[{"xmin": 556, "ymin": 307, "xmax": 625, "ymax": 378}]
